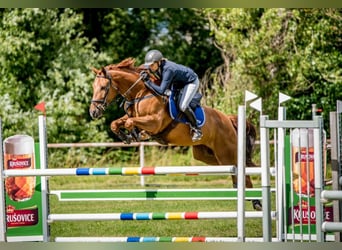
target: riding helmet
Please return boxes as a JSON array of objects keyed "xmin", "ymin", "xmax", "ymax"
[{"xmin": 144, "ymin": 50, "xmax": 163, "ymax": 68}]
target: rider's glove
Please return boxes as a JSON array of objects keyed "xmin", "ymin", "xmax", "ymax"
[{"xmin": 140, "ymin": 71, "xmax": 150, "ymax": 82}]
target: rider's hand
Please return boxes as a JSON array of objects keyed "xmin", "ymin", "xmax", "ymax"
[{"xmin": 140, "ymin": 71, "xmax": 150, "ymax": 82}]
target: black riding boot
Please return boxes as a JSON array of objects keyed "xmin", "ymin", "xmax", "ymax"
[{"xmin": 183, "ymin": 108, "xmax": 202, "ymax": 142}]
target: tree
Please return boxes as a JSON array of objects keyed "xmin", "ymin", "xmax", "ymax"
[
  {"xmin": 143, "ymin": 8, "xmax": 223, "ymax": 78},
  {"xmin": 80, "ymin": 8, "xmax": 153, "ymax": 62},
  {"xmin": 77, "ymin": 9, "xmax": 222, "ymax": 78},
  {"xmin": 202, "ymin": 8, "xmax": 342, "ymax": 130},
  {"xmin": 0, "ymin": 8, "xmax": 110, "ymax": 142}
]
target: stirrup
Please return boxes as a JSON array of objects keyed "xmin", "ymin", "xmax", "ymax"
[{"xmin": 191, "ymin": 128, "xmax": 202, "ymax": 142}]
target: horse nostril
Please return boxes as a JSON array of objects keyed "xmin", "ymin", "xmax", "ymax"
[
  {"xmin": 89, "ymin": 108, "xmax": 102, "ymax": 119},
  {"xmin": 89, "ymin": 109, "xmax": 96, "ymax": 119}
]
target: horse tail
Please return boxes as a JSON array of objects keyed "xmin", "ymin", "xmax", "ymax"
[{"xmin": 229, "ymin": 115, "xmax": 257, "ymax": 167}]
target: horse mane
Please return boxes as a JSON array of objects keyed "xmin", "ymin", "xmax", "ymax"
[
  {"xmin": 107, "ymin": 57, "xmax": 137, "ymax": 71},
  {"xmin": 103, "ymin": 57, "xmax": 156, "ymax": 81}
]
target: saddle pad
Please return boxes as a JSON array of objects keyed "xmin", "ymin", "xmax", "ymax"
[{"xmin": 168, "ymin": 96, "xmax": 205, "ymax": 127}]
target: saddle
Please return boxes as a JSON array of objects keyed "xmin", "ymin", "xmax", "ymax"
[{"xmin": 168, "ymin": 89, "xmax": 205, "ymax": 127}]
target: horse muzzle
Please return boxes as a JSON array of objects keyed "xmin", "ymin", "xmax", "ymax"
[{"xmin": 89, "ymin": 102, "xmax": 105, "ymax": 119}]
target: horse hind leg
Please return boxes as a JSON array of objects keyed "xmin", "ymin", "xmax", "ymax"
[
  {"xmin": 245, "ymin": 175, "xmax": 262, "ymax": 211},
  {"xmin": 192, "ymin": 146, "xmax": 239, "ymax": 196},
  {"xmin": 229, "ymin": 165, "xmax": 261, "ymax": 211},
  {"xmin": 219, "ymin": 116, "xmax": 262, "ymax": 211},
  {"xmin": 246, "ymin": 147, "xmax": 262, "ymax": 211},
  {"xmin": 193, "ymin": 144, "xmax": 262, "ymax": 211},
  {"xmin": 192, "ymin": 145, "xmax": 219, "ymax": 165},
  {"xmin": 193, "ymin": 146, "xmax": 240, "ymax": 194}
]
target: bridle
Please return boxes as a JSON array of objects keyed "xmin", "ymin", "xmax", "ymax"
[{"xmin": 91, "ymin": 68, "xmax": 142, "ymax": 111}]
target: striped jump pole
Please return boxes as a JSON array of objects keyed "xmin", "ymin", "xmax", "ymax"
[
  {"xmin": 55, "ymin": 236, "xmax": 271, "ymax": 242},
  {"xmin": 48, "ymin": 211, "xmax": 277, "ymax": 222},
  {"xmin": 3, "ymin": 166, "xmax": 234, "ymax": 176},
  {"xmin": 3, "ymin": 166, "xmax": 275, "ymax": 177}
]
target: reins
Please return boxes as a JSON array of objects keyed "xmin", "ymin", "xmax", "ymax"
[{"xmin": 122, "ymin": 75, "xmax": 143, "ymax": 99}]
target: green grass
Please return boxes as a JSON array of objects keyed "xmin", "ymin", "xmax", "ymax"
[{"xmin": 47, "ymin": 146, "xmax": 276, "ymax": 241}]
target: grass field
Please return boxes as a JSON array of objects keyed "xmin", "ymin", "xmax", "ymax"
[{"xmin": 47, "ymin": 146, "xmax": 276, "ymax": 241}]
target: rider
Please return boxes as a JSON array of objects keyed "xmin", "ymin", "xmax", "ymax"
[{"xmin": 140, "ymin": 49, "xmax": 202, "ymax": 142}]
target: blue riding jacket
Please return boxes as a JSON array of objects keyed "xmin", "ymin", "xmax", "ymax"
[{"xmin": 145, "ymin": 60, "xmax": 198, "ymax": 95}]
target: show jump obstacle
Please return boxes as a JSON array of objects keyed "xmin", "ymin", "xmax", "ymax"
[{"xmin": 0, "ymin": 95, "xmax": 341, "ymax": 242}]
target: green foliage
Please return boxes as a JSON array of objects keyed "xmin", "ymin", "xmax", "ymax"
[
  {"xmin": 0, "ymin": 9, "xmax": 110, "ymax": 143},
  {"xmin": 146, "ymin": 9, "xmax": 223, "ymax": 77},
  {"xmin": 202, "ymin": 8, "xmax": 342, "ymax": 131},
  {"xmin": 100, "ymin": 8, "xmax": 153, "ymax": 61},
  {"xmin": 85, "ymin": 9, "xmax": 223, "ymax": 76},
  {"xmin": 204, "ymin": 78, "xmax": 244, "ymax": 115}
]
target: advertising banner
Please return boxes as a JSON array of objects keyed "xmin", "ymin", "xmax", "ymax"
[
  {"xmin": 3, "ymin": 135, "xmax": 43, "ymax": 241},
  {"xmin": 285, "ymin": 130, "xmax": 333, "ymax": 236}
]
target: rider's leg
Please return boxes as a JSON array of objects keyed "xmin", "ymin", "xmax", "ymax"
[
  {"xmin": 178, "ymin": 78, "xmax": 202, "ymax": 142},
  {"xmin": 183, "ymin": 107, "xmax": 202, "ymax": 141}
]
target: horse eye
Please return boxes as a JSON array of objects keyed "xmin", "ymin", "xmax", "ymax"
[{"xmin": 100, "ymin": 86, "xmax": 107, "ymax": 91}]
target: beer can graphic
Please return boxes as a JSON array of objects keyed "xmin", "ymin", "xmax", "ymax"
[
  {"xmin": 4, "ymin": 135, "xmax": 36, "ymax": 201},
  {"xmin": 291, "ymin": 128, "xmax": 315, "ymax": 197}
]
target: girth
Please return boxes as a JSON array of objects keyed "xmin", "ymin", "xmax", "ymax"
[{"xmin": 123, "ymin": 94, "xmax": 156, "ymax": 114}]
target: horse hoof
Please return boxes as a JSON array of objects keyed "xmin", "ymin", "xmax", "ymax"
[
  {"xmin": 124, "ymin": 136, "xmax": 132, "ymax": 144},
  {"xmin": 139, "ymin": 131, "xmax": 151, "ymax": 141},
  {"xmin": 117, "ymin": 134, "xmax": 131, "ymax": 144},
  {"xmin": 131, "ymin": 128, "xmax": 141, "ymax": 142},
  {"xmin": 252, "ymin": 200, "xmax": 262, "ymax": 211}
]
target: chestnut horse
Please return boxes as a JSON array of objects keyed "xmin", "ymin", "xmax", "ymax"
[{"xmin": 89, "ymin": 58, "xmax": 261, "ymax": 210}]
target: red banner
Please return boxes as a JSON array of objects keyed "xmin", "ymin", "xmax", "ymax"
[{"xmin": 6, "ymin": 205, "xmax": 39, "ymax": 227}]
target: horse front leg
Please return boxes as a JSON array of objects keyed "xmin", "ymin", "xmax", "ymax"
[
  {"xmin": 110, "ymin": 115, "xmax": 133, "ymax": 144},
  {"xmin": 124, "ymin": 114, "xmax": 163, "ymax": 135}
]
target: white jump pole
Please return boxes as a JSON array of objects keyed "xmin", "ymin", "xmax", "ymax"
[
  {"xmin": 322, "ymin": 190, "xmax": 342, "ymax": 200},
  {"xmin": 322, "ymin": 222, "xmax": 342, "ymax": 232},
  {"xmin": 249, "ymin": 95, "xmax": 272, "ymax": 241},
  {"xmin": 276, "ymin": 107, "xmax": 286, "ymax": 241},
  {"xmin": 237, "ymin": 105, "xmax": 246, "ymax": 242},
  {"xmin": 276, "ymin": 93, "xmax": 291, "ymax": 241},
  {"xmin": 139, "ymin": 143, "xmax": 145, "ymax": 186},
  {"xmin": 260, "ymin": 115, "xmax": 272, "ymax": 242},
  {"xmin": 38, "ymin": 115, "xmax": 49, "ymax": 242},
  {"xmin": 313, "ymin": 116, "xmax": 324, "ymax": 242}
]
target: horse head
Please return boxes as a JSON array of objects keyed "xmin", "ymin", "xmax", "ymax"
[
  {"xmin": 89, "ymin": 58, "xmax": 146, "ymax": 119},
  {"xmin": 89, "ymin": 67, "xmax": 120, "ymax": 119}
]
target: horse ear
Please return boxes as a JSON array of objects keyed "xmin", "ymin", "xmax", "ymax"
[{"xmin": 91, "ymin": 67, "xmax": 100, "ymax": 75}]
